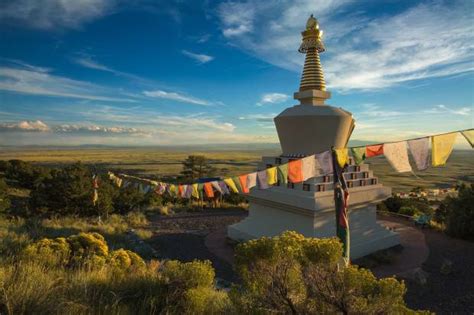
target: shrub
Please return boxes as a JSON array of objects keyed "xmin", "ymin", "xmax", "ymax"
[
  {"xmin": 23, "ymin": 237, "xmax": 71, "ymax": 267},
  {"xmin": 4, "ymin": 159, "xmax": 51, "ymax": 189},
  {"xmin": 108, "ymin": 248, "xmax": 146, "ymax": 271},
  {"xmin": 68, "ymin": 232, "xmax": 109, "ymax": 267},
  {"xmin": 399, "ymin": 206, "xmax": 418, "ymax": 216},
  {"xmin": 231, "ymin": 231, "xmax": 423, "ymax": 314},
  {"xmin": 445, "ymin": 184, "xmax": 474, "ymax": 240},
  {"xmin": 126, "ymin": 211, "xmax": 149, "ymax": 228},
  {"xmin": 0, "ymin": 178, "xmax": 10, "ymax": 213}
]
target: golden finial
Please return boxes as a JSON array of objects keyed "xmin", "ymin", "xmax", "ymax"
[{"xmin": 299, "ymin": 14, "xmax": 325, "ymax": 53}]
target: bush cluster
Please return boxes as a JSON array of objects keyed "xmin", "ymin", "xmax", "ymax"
[
  {"xmin": 438, "ymin": 184, "xmax": 474, "ymax": 240},
  {"xmin": 22, "ymin": 232, "xmax": 145, "ymax": 270},
  {"xmin": 378, "ymin": 195, "xmax": 433, "ymax": 217}
]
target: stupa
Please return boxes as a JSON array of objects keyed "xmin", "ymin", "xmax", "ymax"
[{"xmin": 228, "ymin": 15, "xmax": 400, "ymax": 259}]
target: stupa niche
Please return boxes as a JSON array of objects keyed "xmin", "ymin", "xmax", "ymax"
[{"xmin": 228, "ymin": 15, "xmax": 400, "ymax": 259}]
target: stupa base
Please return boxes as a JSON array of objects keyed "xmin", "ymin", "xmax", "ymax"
[{"xmin": 228, "ymin": 186, "xmax": 400, "ymax": 260}]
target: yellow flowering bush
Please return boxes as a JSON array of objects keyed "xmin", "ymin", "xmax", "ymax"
[
  {"xmin": 108, "ymin": 248, "xmax": 146, "ymax": 271},
  {"xmin": 23, "ymin": 237, "xmax": 71, "ymax": 266}
]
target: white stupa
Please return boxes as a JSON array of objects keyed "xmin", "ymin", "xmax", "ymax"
[{"xmin": 228, "ymin": 15, "xmax": 400, "ymax": 259}]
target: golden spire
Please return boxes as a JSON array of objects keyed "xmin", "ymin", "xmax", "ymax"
[{"xmin": 294, "ymin": 15, "xmax": 331, "ymax": 105}]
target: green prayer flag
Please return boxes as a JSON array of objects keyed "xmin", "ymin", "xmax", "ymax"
[
  {"xmin": 277, "ymin": 164, "xmax": 288, "ymax": 185},
  {"xmin": 350, "ymin": 147, "xmax": 366, "ymax": 165},
  {"xmin": 197, "ymin": 183, "xmax": 205, "ymax": 200},
  {"xmin": 232, "ymin": 176, "xmax": 242, "ymax": 193}
]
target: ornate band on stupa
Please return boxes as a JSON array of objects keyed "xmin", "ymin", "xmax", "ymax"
[{"xmin": 294, "ymin": 15, "xmax": 331, "ymax": 105}]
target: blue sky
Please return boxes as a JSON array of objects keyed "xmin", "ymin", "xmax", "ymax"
[{"xmin": 0, "ymin": 0, "xmax": 473, "ymax": 147}]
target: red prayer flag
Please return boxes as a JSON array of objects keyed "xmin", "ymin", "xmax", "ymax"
[
  {"xmin": 203, "ymin": 182, "xmax": 214, "ymax": 198},
  {"xmin": 178, "ymin": 185, "xmax": 184, "ymax": 197},
  {"xmin": 366, "ymin": 144, "xmax": 384, "ymax": 158},
  {"xmin": 288, "ymin": 159, "xmax": 303, "ymax": 183},
  {"xmin": 239, "ymin": 175, "xmax": 249, "ymax": 193}
]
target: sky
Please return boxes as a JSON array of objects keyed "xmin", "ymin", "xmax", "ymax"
[{"xmin": 0, "ymin": 0, "xmax": 473, "ymax": 147}]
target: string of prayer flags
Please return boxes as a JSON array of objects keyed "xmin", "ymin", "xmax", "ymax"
[
  {"xmin": 302, "ymin": 155, "xmax": 317, "ymax": 181},
  {"xmin": 266, "ymin": 167, "xmax": 278, "ymax": 185},
  {"xmin": 461, "ymin": 129, "xmax": 474, "ymax": 148},
  {"xmin": 277, "ymin": 164, "xmax": 288, "ymax": 185},
  {"xmin": 246, "ymin": 172, "xmax": 257, "ymax": 189},
  {"xmin": 316, "ymin": 150, "xmax": 333, "ymax": 175},
  {"xmin": 239, "ymin": 175, "xmax": 250, "ymax": 193},
  {"xmin": 432, "ymin": 132, "xmax": 457, "ymax": 166},
  {"xmin": 350, "ymin": 147, "xmax": 366, "ymax": 165},
  {"xmin": 288, "ymin": 159, "xmax": 303, "ymax": 183},
  {"xmin": 408, "ymin": 137, "xmax": 430, "ymax": 171},
  {"xmin": 224, "ymin": 178, "xmax": 239, "ymax": 193},
  {"xmin": 335, "ymin": 148, "xmax": 349, "ymax": 168},
  {"xmin": 203, "ymin": 182, "xmax": 214, "ymax": 198},
  {"xmin": 257, "ymin": 170, "xmax": 269, "ymax": 189},
  {"xmin": 366, "ymin": 144, "xmax": 384, "ymax": 158},
  {"xmin": 383, "ymin": 141, "xmax": 412, "ymax": 173}
]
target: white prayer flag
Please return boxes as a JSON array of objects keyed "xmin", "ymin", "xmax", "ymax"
[
  {"xmin": 301, "ymin": 155, "xmax": 317, "ymax": 181},
  {"xmin": 383, "ymin": 141, "xmax": 412, "ymax": 173},
  {"xmin": 211, "ymin": 181, "xmax": 223, "ymax": 193},
  {"xmin": 316, "ymin": 150, "xmax": 333, "ymax": 175},
  {"xmin": 408, "ymin": 137, "xmax": 430, "ymax": 170},
  {"xmin": 246, "ymin": 172, "xmax": 257, "ymax": 189}
]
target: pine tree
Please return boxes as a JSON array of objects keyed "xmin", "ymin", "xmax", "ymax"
[{"xmin": 180, "ymin": 155, "xmax": 215, "ymax": 181}]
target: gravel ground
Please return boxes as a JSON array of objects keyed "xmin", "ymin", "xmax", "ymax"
[
  {"xmin": 404, "ymin": 229, "xmax": 474, "ymax": 313},
  {"xmin": 145, "ymin": 209, "xmax": 474, "ymax": 312},
  {"xmin": 146, "ymin": 209, "xmax": 247, "ymax": 282}
]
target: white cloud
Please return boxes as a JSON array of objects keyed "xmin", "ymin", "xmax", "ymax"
[
  {"xmin": 257, "ymin": 93, "xmax": 289, "ymax": 106},
  {"xmin": 181, "ymin": 50, "xmax": 214, "ymax": 64},
  {"xmin": 0, "ymin": 62, "xmax": 135, "ymax": 102},
  {"xmin": 217, "ymin": 0, "xmax": 474, "ymax": 91},
  {"xmin": 0, "ymin": 120, "xmax": 50, "ymax": 132},
  {"xmin": 143, "ymin": 90, "xmax": 211, "ymax": 106},
  {"xmin": 0, "ymin": 0, "xmax": 115, "ymax": 30}
]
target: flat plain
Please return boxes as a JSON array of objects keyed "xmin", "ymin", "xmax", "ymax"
[{"xmin": 0, "ymin": 146, "xmax": 472, "ymax": 192}]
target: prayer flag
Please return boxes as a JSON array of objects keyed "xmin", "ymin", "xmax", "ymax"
[
  {"xmin": 331, "ymin": 149, "xmax": 350, "ymax": 265},
  {"xmin": 350, "ymin": 147, "xmax": 366, "ymax": 165},
  {"xmin": 335, "ymin": 148, "xmax": 349, "ymax": 168},
  {"xmin": 246, "ymin": 172, "xmax": 257, "ymax": 189},
  {"xmin": 432, "ymin": 133, "xmax": 457, "ymax": 166},
  {"xmin": 211, "ymin": 181, "xmax": 223, "ymax": 194},
  {"xmin": 204, "ymin": 182, "xmax": 214, "ymax": 198},
  {"xmin": 366, "ymin": 144, "xmax": 384, "ymax": 158},
  {"xmin": 178, "ymin": 185, "xmax": 184, "ymax": 197},
  {"xmin": 302, "ymin": 155, "xmax": 317, "ymax": 181},
  {"xmin": 197, "ymin": 183, "xmax": 205, "ymax": 200},
  {"xmin": 277, "ymin": 164, "xmax": 288, "ymax": 185},
  {"xmin": 316, "ymin": 151, "xmax": 333, "ymax": 175},
  {"xmin": 224, "ymin": 178, "xmax": 239, "ymax": 193},
  {"xmin": 192, "ymin": 183, "xmax": 200, "ymax": 199},
  {"xmin": 185, "ymin": 185, "xmax": 193, "ymax": 198},
  {"xmin": 257, "ymin": 170, "xmax": 269, "ymax": 189},
  {"xmin": 239, "ymin": 175, "xmax": 249, "ymax": 193},
  {"xmin": 383, "ymin": 141, "xmax": 412, "ymax": 173},
  {"xmin": 218, "ymin": 181, "xmax": 230, "ymax": 195},
  {"xmin": 461, "ymin": 129, "xmax": 474, "ymax": 148},
  {"xmin": 408, "ymin": 137, "xmax": 430, "ymax": 171},
  {"xmin": 288, "ymin": 159, "xmax": 303, "ymax": 183},
  {"xmin": 168, "ymin": 184, "xmax": 177, "ymax": 197},
  {"xmin": 266, "ymin": 167, "xmax": 278, "ymax": 185},
  {"xmin": 232, "ymin": 177, "xmax": 243, "ymax": 193}
]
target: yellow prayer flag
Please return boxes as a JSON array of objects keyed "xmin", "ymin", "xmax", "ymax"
[
  {"xmin": 335, "ymin": 148, "xmax": 349, "ymax": 168},
  {"xmin": 266, "ymin": 167, "xmax": 278, "ymax": 185},
  {"xmin": 192, "ymin": 183, "xmax": 199, "ymax": 199},
  {"xmin": 224, "ymin": 178, "xmax": 239, "ymax": 193},
  {"xmin": 432, "ymin": 133, "xmax": 457, "ymax": 166}
]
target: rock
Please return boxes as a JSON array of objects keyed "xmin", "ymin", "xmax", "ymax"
[{"xmin": 440, "ymin": 258, "xmax": 453, "ymax": 275}]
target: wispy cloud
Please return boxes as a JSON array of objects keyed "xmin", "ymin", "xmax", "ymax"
[
  {"xmin": 181, "ymin": 50, "xmax": 214, "ymax": 64},
  {"xmin": 423, "ymin": 104, "xmax": 472, "ymax": 116},
  {"xmin": 0, "ymin": 0, "xmax": 116, "ymax": 30},
  {"xmin": 143, "ymin": 90, "xmax": 211, "ymax": 106},
  {"xmin": 256, "ymin": 93, "xmax": 289, "ymax": 106},
  {"xmin": 238, "ymin": 113, "xmax": 276, "ymax": 122},
  {"xmin": 0, "ymin": 61, "xmax": 135, "ymax": 102},
  {"xmin": 217, "ymin": 0, "xmax": 474, "ymax": 91}
]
